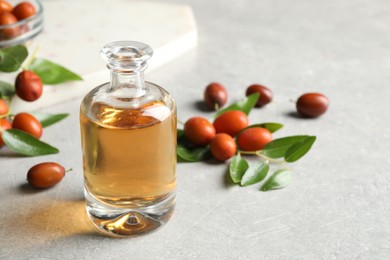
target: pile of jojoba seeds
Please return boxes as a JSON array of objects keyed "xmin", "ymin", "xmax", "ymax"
[
  {"xmin": 0, "ymin": 69, "xmax": 45, "ymax": 147},
  {"xmin": 0, "ymin": 63, "xmax": 65, "ymax": 189},
  {"xmin": 184, "ymin": 82, "xmax": 329, "ymax": 161},
  {"xmin": 0, "ymin": 1, "xmax": 36, "ymax": 40},
  {"xmin": 1, "ymin": 74, "xmax": 69, "ymax": 188}
]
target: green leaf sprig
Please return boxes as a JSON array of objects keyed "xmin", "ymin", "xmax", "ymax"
[
  {"xmin": 177, "ymin": 93, "xmax": 317, "ymax": 191},
  {"xmin": 0, "ymin": 112, "xmax": 68, "ymax": 156},
  {"xmin": 0, "ymin": 45, "xmax": 83, "ymax": 84},
  {"xmin": 0, "ymin": 45, "xmax": 82, "ymax": 157},
  {"xmin": 229, "ymin": 135, "xmax": 316, "ymax": 191}
]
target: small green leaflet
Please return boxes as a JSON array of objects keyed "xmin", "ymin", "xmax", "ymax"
[
  {"xmin": 254, "ymin": 123, "xmax": 283, "ymax": 133},
  {"xmin": 31, "ymin": 112, "xmax": 69, "ymax": 127},
  {"xmin": 261, "ymin": 169, "xmax": 291, "ymax": 191},
  {"xmin": 0, "ymin": 81, "xmax": 15, "ymax": 98},
  {"xmin": 0, "ymin": 45, "xmax": 28, "ymax": 72},
  {"xmin": 240, "ymin": 161, "xmax": 269, "ymax": 186},
  {"xmin": 29, "ymin": 58, "xmax": 83, "ymax": 85},
  {"xmin": 215, "ymin": 93, "xmax": 259, "ymax": 117},
  {"xmin": 177, "ymin": 129, "xmax": 185, "ymax": 139},
  {"xmin": 229, "ymin": 155, "xmax": 249, "ymax": 183},
  {"xmin": 237, "ymin": 122, "xmax": 284, "ymax": 136},
  {"xmin": 177, "ymin": 145, "xmax": 210, "ymax": 162},
  {"xmin": 285, "ymin": 136, "xmax": 316, "ymax": 162},
  {"xmin": 2, "ymin": 129, "xmax": 59, "ymax": 156},
  {"xmin": 262, "ymin": 135, "xmax": 315, "ymax": 159}
]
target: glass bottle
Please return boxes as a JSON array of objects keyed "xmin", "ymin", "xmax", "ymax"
[{"xmin": 80, "ymin": 41, "xmax": 176, "ymax": 237}]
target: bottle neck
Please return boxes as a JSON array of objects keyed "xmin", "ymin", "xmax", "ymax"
[{"xmin": 109, "ymin": 69, "xmax": 146, "ymax": 97}]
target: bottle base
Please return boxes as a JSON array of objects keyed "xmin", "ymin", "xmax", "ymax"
[{"xmin": 84, "ymin": 188, "xmax": 175, "ymax": 237}]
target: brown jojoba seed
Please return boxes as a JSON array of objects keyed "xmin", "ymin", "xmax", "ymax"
[
  {"xmin": 245, "ymin": 84, "xmax": 273, "ymax": 107},
  {"xmin": 15, "ymin": 70, "xmax": 43, "ymax": 102},
  {"xmin": 296, "ymin": 93, "xmax": 329, "ymax": 118},
  {"xmin": 184, "ymin": 117, "xmax": 216, "ymax": 146},
  {"xmin": 27, "ymin": 162, "xmax": 65, "ymax": 188},
  {"xmin": 12, "ymin": 112, "xmax": 43, "ymax": 139},
  {"xmin": 204, "ymin": 82, "xmax": 228, "ymax": 110}
]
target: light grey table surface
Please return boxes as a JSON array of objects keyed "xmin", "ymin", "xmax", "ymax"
[{"xmin": 1, "ymin": 0, "xmax": 390, "ymax": 259}]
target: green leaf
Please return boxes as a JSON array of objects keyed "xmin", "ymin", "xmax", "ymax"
[
  {"xmin": 215, "ymin": 93, "xmax": 259, "ymax": 117},
  {"xmin": 0, "ymin": 45, "xmax": 28, "ymax": 72},
  {"xmin": 240, "ymin": 161, "xmax": 269, "ymax": 186},
  {"xmin": 0, "ymin": 80, "xmax": 15, "ymax": 98},
  {"xmin": 256, "ymin": 123, "xmax": 284, "ymax": 133},
  {"xmin": 177, "ymin": 129, "xmax": 185, "ymax": 139},
  {"xmin": 262, "ymin": 135, "xmax": 312, "ymax": 159},
  {"xmin": 261, "ymin": 169, "xmax": 291, "ymax": 191},
  {"xmin": 30, "ymin": 112, "xmax": 69, "ymax": 127},
  {"xmin": 2, "ymin": 129, "xmax": 59, "ymax": 156},
  {"xmin": 29, "ymin": 58, "xmax": 83, "ymax": 84},
  {"xmin": 177, "ymin": 145, "xmax": 210, "ymax": 162},
  {"xmin": 285, "ymin": 136, "xmax": 316, "ymax": 162},
  {"xmin": 237, "ymin": 122, "xmax": 284, "ymax": 136},
  {"xmin": 229, "ymin": 155, "xmax": 249, "ymax": 183}
]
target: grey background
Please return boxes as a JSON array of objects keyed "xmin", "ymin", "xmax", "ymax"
[{"xmin": 1, "ymin": 0, "xmax": 390, "ymax": 259}]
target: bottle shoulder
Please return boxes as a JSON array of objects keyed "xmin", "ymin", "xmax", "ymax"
[
  {"xmin": 82, "ymin": 80, "xmax": 175, "ymax": 109},
  {"xmin": 80, "ymin": 81, "xmax": 176, "ymax": 129}
]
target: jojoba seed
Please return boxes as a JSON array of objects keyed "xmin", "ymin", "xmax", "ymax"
[
  {"xmin": 296, "ymin": 93, "xmax": 329, "ymax": 118},
  {"xmin": 0, "ymin": 99, "xmax": 9, "ymax": 116},
  {"xmin": 0, "ymin": 0, "xmax": 13, "ymax": 13},
  {"xmin": 0, "ymin": 118, "xmax": 12, "ymax": 147},
  {"xmin": 210, "ymin": 133, "xmax": 237, "ymax": 161},
  {"xmin": 27, "ymin": 162, "xmax": 65, "ymax": 189},
  {"xmin": 12, "ymin": 112, "xmax": 43, "ymax": 138},
  {"xmin": 213, "ymin": 110, "xmax": 249, "ymax": 137},
  {"xmin": 12, "ymin": 1, "xmax": 36, "ymax": 21},
  {"xmin": 246, "ymin": 84, "xmax": 273, "ymax": 107},
  {"xmin": 204, "ymin": 82, "xmax": 228, "ymax": 110},
  {"xmin": 0, "ymin": 12, "xmax": 20, "ymax": 39},
  {"xmin": 237, "ymin": 127, "xmax": 272, "ymax": 151},
  {"xmin": 15, "ymin": 70, "xmax": 43, "ymax": 102},
  {"xmin": 184, "ymin": 117, "xmax": 216, "ymax": 146}
]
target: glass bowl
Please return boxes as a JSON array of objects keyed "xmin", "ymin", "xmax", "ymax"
[{"xmin": 0, "ymin": 0, "xmax": 44, "ymax": 47}]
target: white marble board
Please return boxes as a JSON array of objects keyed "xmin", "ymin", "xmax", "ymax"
[{"xmin": 9, "ymin": 0, "xmax": 197, "ymax": 112}]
